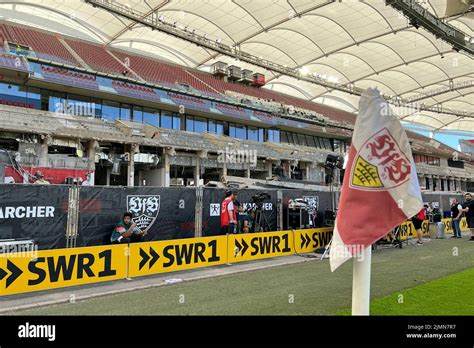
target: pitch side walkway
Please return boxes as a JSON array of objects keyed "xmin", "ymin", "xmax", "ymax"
[{"xmin": 0, "ymin": 252, "xmax": 320, "ymax": 314}]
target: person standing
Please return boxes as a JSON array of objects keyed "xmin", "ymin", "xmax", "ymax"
[
  {"xmin": 450, "ymin": 198, "xmax": 463, "ymax": 239},
  {"xmin": 233, "ymin": 192, "xmax": 244, "ymax": 233},
  {"xmin": 220, "ymin": 190, "xmax": 237, "ymax": 235},
  {"xmin": 462, "ymin": 192, "xmax": 474, "ymax": 241},
  {"xmin": 411, "ymin": 208, "xmax": 426, "ymax": 245}
]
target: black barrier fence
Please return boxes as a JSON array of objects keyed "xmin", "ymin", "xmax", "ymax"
[
  {"xmin": 78, "ymin": 186, "xmax": 196, "ymax": 247},
  {"xmin": 0, "ymin": 184, "xmax": 468, "ymax": 250},
  {"xmin": 0, "ymin": 184, "xmax": 69, "ymax": 249},
  {"xmin": 202, "ymin": 188, "xmax": 278, "ymax": 236}
]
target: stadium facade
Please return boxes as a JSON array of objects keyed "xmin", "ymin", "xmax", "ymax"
[{"xmin": 0, "ymin": 21, "xmax": 472, "ymax": 193}]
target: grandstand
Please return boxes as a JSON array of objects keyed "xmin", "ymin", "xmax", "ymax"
[
  {"xmin": 0, "ymin": 1, "xmax": 473, "ymax": 335},
  {"xmin": 0, "ymin": 14, "xmax": 471, "ymax": 191}
]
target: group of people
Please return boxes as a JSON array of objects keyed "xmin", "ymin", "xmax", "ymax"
[
  {"xmin": 409, "ymin": 192, "xmax": 474, "ymax": 245},
  {"xmin": 109, "ymin": 189, "xmax": 256, "ymax": 244},
  {"xmin": 109, "ymin": 191, "xmax": 474, "ymax": 245},
  {"xmin": 450, "ymin": 192, "xmax": 474, "ymax": 240},
  {"xmin": 220, "ymin": 190, "xmax": 255, "ymax": 235}
]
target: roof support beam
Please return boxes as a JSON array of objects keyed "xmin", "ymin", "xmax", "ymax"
[
  {"xmin": 387, "ymin": 0, "xmax": 474, "ymax": 55},
  {"xmin": 107, "ymin": 0, "xmax": 170, "ymax": 44},
  {"xmin": 195, "ymin": 0, "xmax": 334, "ymax": 67},
  {"xmin": 84, "ymin": 0, "xmax": 473, "ymax": 119}
]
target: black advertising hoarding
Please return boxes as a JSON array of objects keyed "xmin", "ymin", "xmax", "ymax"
[
  {"xmin": 0, "ymin": 184, "xmax": 69, "ymax": 249},
  {"xmin": 281, "ymin": 189, "xmax": 332, "ymax": 229},
  {"xmin": 77, "ymin": 186, "xmax": 196, "ymax": 247},
  {"xmin": 202, "ymin": 188, "xmax": 278, "ymax": 236}
]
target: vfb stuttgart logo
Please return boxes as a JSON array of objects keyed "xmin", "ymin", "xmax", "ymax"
[
  {"xmin": 303, "ymin": 196, "xmax": 318, "ymax": 218},
  {"xmin": 127, "ymin": 195, "xmax": 160, "ymax": 234},
  {"xmin": 350, "ymin": 128, "xmax": 411, "ymax": 191}
]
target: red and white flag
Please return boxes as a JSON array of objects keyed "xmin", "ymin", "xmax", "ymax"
[{"xmin": 330, "ymin": 88, "xmax": 423, "ymax": 271}]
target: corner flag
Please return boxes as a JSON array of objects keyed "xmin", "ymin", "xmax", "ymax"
[{"xmin": 330, "ymin": 88, "xmax": 423, "ymax": 272}]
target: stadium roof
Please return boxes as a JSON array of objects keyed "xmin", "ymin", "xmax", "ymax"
[{"xmin": 0, "ymin": 0, "xmax": 473, "ymax": 132}]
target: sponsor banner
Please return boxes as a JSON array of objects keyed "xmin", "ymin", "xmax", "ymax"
[
  {"xmin": 0, "ymin": 244, "xmax": 127, "ymax": 296},
  {"xmin": 442, "ymin": 217, "xmax": 469, "ymax": 233},
  {"xmin": 397, "ymin": 220, "xmax": 430, "ymax": 240},
  {"xmin": 386, "ymin": 217, "xmax": 469, "ymax": 241},
  {"xmin": 0, "ymin": 185, "xmax": 69, "ymax": 250},
  {"xmin": 461, "ymin": 217, "xmax": 469, "ymax": 231},
  {"xmin": 227, "ymin": 231, "xmax": 294, "ymax": 263},
  {"xmin": 128, "ymin": 236, "xmax": 227, "ymax": 278},
  {"xmin": 78, "ymin": 187, "xmax": 196, "ymax": 247},
  {"xmin": 293, "ymin": 228, "xmax": 333, "ymax": 253}
]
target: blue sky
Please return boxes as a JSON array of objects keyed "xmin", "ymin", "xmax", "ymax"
[{"xmin": 403, "ymin": 125, "xmax": 473, "ymax": 151}]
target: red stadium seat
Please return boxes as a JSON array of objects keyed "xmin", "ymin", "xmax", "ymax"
[
  {"xmin": 65, "ymin": 39, "xmax": 130, "ymax": 76},
  {"xmin": 0, "ymin": 24, "xmax": 79, "ymax": 66}
]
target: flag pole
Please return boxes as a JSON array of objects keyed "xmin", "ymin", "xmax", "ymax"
[{"xmin": 351, "ymin": 246, "xmax": 372, "ymax": 315}]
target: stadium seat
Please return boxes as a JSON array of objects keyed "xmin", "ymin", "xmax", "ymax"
[{"xmin": 0, "ymin": 24, "xmax": 79, "ymax": 66}]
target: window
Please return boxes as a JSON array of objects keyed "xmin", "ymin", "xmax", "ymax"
[
  {"xmin": 92, "ymin": 98, "xmax": 102, "ymax": 119},
  {"xmin": 26, "ymin": 87, "xmax": 41, "ymax": 109},
  {"xmin": 322, "ymin": 138, "xmax": 332, "ymax": 150},
  {"xmin": 102, "ymin": 100, "xmax": 120, "ymax": 121},
  {"xmin": 267, "ymin": 129, "xmax": 280, "ymax": 143},
  {"xmin": 142, "ymin": 107, "xmax": 159, "ymax": 126},
  {"xmin": 0, "ymin": 83, "xmax": 27, "ymax": 105},
  {"xmin": 194, "ymin": 116, "xmax": 207, "ymax": 133},
  {"xmin": 229, "ymin": 123, "xmax": 247, "ymax": 140},
  {"xmin": 305, "ymin": 135, "xmax": 316, "ymax": 148},
  {"xmin": 208, "ymin": 119, "xmax": 216, "ymax": 133},
  {"xmin": 247, "ymin": 126, "xmax": 260, "ymax": 142},
  {"xmin": 236, "ymin": 124, "xmax": 246, "ymax": 140},
  {"xmin": 186, "ymin": 115, "xmax": 207, "ymax": 133},
  {"xmin": 45, "ymin": 90, "xmax": 66, "ymax": 113},
  {"xmin": 286, "ymin": 132, "xmax": 295, "ymax": 144},
  {"xmin": 186, "ymin": 115, "xmax": 193, "ymax": 132},
  {"xmin": 208, "ymin": 119, "xmax": 224, "ymax": 135},
  {"xmin": 297, "ymin": 134, "xmax": 306, "ymax": 146},
  {"xmin": 66, "ymin": 94, "xmax": 93, "ymax": 117},
  {"xmin": 258, "ymin": 128, "xmax": 264, "ymax": 142},
  {"xmin": 172, "ymin": 113, "xmax": 181, "ymax": 130},
  {"xmin": 215, "ymin": 120, "xmax": 224, "ymax": 134},
  {"xmin": 425, "ymin": 177, "xmax": 430, "ymax": 190},
  {"xmin": 448, "ymin": 158, "xmax": 463, "ymax": 169},
  {"xmin": 160, "ymin": 110, "xmax": 173, "ymax": 129},
  {"xmin": 280, "ymin": 131, "xmax": 289, "ymax": 144},
  {"xmin": 133, "ymin": 106, "xmax": 143, "ymax": 123},
  {"xmin": 120, "ymin": 104, "xmax": 131, "ymax": 121}
]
